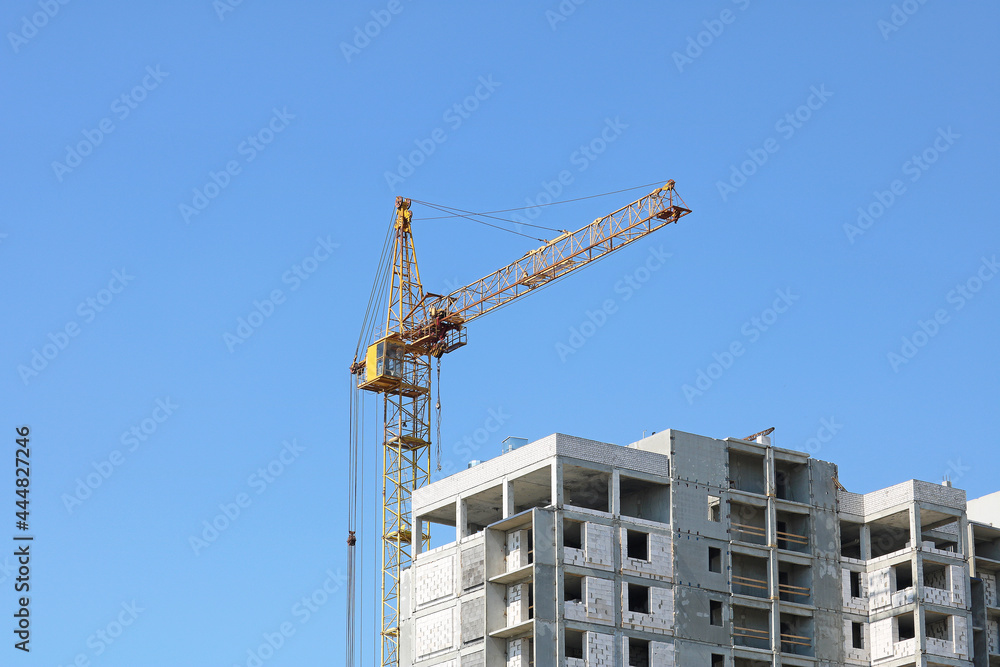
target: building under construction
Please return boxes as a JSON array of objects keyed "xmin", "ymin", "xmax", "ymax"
[{"xmin": 397, "ymin": 429, "xmax": 1000, "ymax": 667}]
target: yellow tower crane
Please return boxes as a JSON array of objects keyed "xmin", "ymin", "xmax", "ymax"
[{"xmin": 347, "ymin": 181, "xmax": 691, "ymax": 667}]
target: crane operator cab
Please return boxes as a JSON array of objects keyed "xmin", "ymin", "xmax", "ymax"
[{"xmin": 358, "ymin": 335, "xmax": 406, "ymax": 392}]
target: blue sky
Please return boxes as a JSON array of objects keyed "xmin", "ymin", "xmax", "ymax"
[{"xmin": 2, "ymin": 1, "xmax": 998, "ymax": 665}]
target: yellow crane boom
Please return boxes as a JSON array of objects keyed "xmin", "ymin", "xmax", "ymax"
[{"xmin": 347, "ymin": 181, "xmax": 690, "ymax": 667}]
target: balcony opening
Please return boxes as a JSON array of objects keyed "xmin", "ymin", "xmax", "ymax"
[
  {"xmin": 729, "ymin": 451, "xmax": 766, "ymax": 495},
  {"xmin": 774, "ymin": 460, "xmax": 809, "ymax": 502},
  {"xmin": 709, "ymin": 547, "xmax": 722, "ymax": 573},
  {"xmin": 564, "ymin": 519, "xmax": 583, "ymax": 550},
  {"xmin": 463, "ymin": 484, "xmax": 504, "ymax": 533},
  {"xmin": 512, "ymin": 466, "xmax": 552, "ymax": 515},
  {"xmin": 869, "ymin": 510, "xmax": 911, "ymax": 557},
  {"xmin": 779, "ymin": 614, "xmax": 814, "ymax": 656},
  {"xmin": 710, "ymin": 599, "xmax": 723, "ymax": 626},
  {"xmin": 852, "ymin": 622, "xmax": 864, "ymax": 649},
  {"xmin": 841, "ymin": 520, "xmax": 862, "ymax": 559},
  {"xmin": 732, "ymin": 553, "xmax": 769, "ymax": 598},
  {"xmin": 922, "ymin": 561, "xmax": 947, "ymax": 591},
  {"xmin": 711, "ymin": 654, "xmax": 725, "ymax": 667},
  {"xmin": 565, "ymin": 629, "xmax": 584, "ymax": 660},
  {"xmin": 730, "ymin": 501, "xmax": 766, "ymax": 546},
  {"xmin": 893, "ymin": 562, "xmax": 913, "ymax": 591},
  {"xmin": 626, "ymin": 529, "xmax": 649, "ymax": 561},
  {"xmin": 627, "ymin": 637, "xmax": 650, "ymax": 667},
  {"xmin": 850, "ymin": 570, "xmax": 862, "ymax": 598},
  {"xmin": 733, "ymin": 605, "xmax": 769, "ymax": 650},
  {"xmin": 775, "ymin": 511, "xmax": 810, "ymax": 553},
  {"xmin": 620, "ymin": 475, "xmax": 670, "ymax": 523},
  {"xmin": 897, "ymin": 612, "xmax": 915, "ymax": 640},
  {"xmin": 708, "ymin": 495, "xmax": 721, "ymax": 522},
  {"xmin": 563, "ymin": 465, "xmax": 610, "ymax": 513},
  {"xmin": 627, "ymin": 583, "xmax": 650, "ymax": 614},
  {"xmin": 564, "ymin": 573, "xmax": 583, "ymax": 603},
  {"xmin": 778, "ymin": 562, "xmax": 812, "ymax": 603}
]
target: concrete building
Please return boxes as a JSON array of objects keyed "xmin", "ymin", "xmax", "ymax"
[{"xmin": 398, "ymin": 429, "xmax": 1000, "ymax": 667}]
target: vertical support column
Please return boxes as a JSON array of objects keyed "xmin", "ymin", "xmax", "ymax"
[
  {"xmin": 765, "ymin": 445, "xmax": 780, "ymax": 661},
  {"xmin": 611, "ymin": 469, "xmax": 621, "ymax": 517},
  {"xmin": 860, "ymin": 523, "xmax": 872, "ymax": 560},
  {"xmin": 503, "ymin": 477, "xmax": 514, "ymax": 519},
  {"xmin": 911, "ymin": 503, "xmax": 925, "ymax": 656},
  {"xmin": 551, "ymin": 462, "xmax": 564, "ymax": 509},
  {"xmin": 457, "ymin": 497, "xmax": 468, "ymax": 540},
  {"xmin": 413, "ymin": 515, "xmax": 423, "ymax": 557},
  {"xmin": 909, "ymin": 503, "xmax": 922, "ymax": 550},
  {"xmin": 765, "ymin": 446, "xmax": 776, "ymax": 498}
]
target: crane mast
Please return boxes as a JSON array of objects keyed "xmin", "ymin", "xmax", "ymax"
[{"xmin": 350, "ymin": 182, "xmax": 690, "ymax": 667}]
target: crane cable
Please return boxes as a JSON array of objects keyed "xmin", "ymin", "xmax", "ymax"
[
  {"xmin": 345, "ymin": 373, "xmax": 358, "ymax": 667},
  {"xmin": 412, "ymin": 199, "xmax": 546, "ymax": 242},
  {"xmin": 435, "ymin": 357, "xmax": 442, "ymax": 472}
]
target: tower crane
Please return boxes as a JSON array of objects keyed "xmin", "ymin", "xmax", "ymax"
[{"xmin": 347, "ymin": 181, "xmax": 691, "ymax": 667}]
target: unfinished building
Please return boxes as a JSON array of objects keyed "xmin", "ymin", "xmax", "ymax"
[{"xmin": 398, "ymin": 429, "xmax": 1000, "ymax": 667}]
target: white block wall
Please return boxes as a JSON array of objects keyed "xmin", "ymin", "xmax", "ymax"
[
  {"xmin": 415, "ymin": 608, "xmax": 456, "ymax": 660},
  {"xmin": 416, "ymin": 555, "xmax": 455, "ymax": 607},
  {"xmin": 621, "ymin": 584, "xmax": 673, "ymax": 632},
  {"xmin": 842, "ymin": 618, "xmax": 869, "ymax": 662},
  {"xmin": 952, "ymin": 614, "xmax": 969, "ymax": 659},
  {"xmin": 585, "ymin": 576, "xmax": 614, "ymax": 624},
  {"xmin": 506, "ymin": 638, "xmax": 526, "ymax": 667},
  {"xmin": 869, "ymin": 617, "xmax": 895, "ymax": 661},
  {"xmin": 620, "ymin": 529, "xmax": 672, "ymax": 580},
  {"xmin": 650, "ymin": 641, "xmax": 675, "ymax": 667},
  {"xmin": 584, "ymin": 523, "xmax": 613, "ymax": 570},
  {"xmin": 506, "ymin": 583, "xmax": 529, "ymax": 626},
  {"xmin": 506, "ymin": 530, "xmax": 528, "ymax": 571},
  {"xmin": 842, "ymin": 568, "xmax": 868, "ymax": 613},
  {"xmin": 564, "ymin": 545, "xmax": 586, "ymax": 568},
  {"xmin": 987, "ymin": 619, "xmax": 999, "ymax": 654},
  {"xmin": 983, "ymin": 572, "xmax": 998, "ymax": 606},
  {"xmin": 867, "ymin": 568, "xmax": 892, "ymax": 610},
  {"xmin": 586, "ymin": 631, "xmax": 613, "ymax": 667}
]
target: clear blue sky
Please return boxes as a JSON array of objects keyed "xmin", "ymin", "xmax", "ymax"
[{"xmin": 2, "ymin": 1, "xmax": 998, "ymax": 665}]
